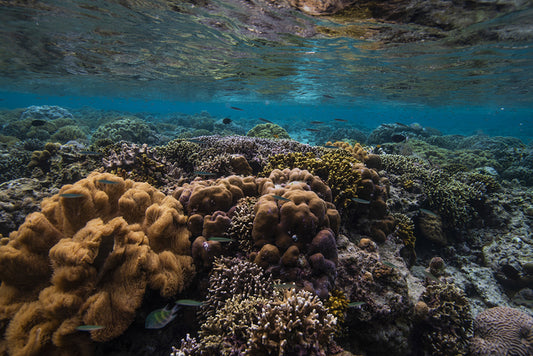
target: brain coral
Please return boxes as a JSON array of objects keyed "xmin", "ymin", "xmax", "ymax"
[
  {"xmin": 0, "ymin": 172, "xmax": 195, "ymax": 355},
  {"xmin": 469, "ymin": 306, "xmax": 533, "ymax": 356}
]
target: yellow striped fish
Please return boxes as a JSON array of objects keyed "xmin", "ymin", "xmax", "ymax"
[{"xmin": 145, "ymin": 305, "xmax": 180, "ymax": 329}]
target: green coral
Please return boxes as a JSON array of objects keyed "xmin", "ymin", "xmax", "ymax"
[
  {"xmin": 91, "ymin": 117, "xmax": 156, "ymax": 144},
  {"xmin": 155, "ymin": 139, "xmax": 200, "ymax": 173},
  {"xmin": 262, "ymin": 150, "xmax": 363, "ymax": 208},
  {"xmin": 50, "ymin": 125, "xmax": 87, "ymax": 143},
  {"xmin": 382, "ymin": 154, "xmax": 488, "ymax": 229},
  {"xmin": 392, "ymin": 213, "xmax": 416, "ymax": 248},
  {"xmin": 425, "ymin": 171, "xmax": 484, "ymax": 229},
  {"xmin": 246, "ymin": 123, "xmax": 291, "ymax": 139}
]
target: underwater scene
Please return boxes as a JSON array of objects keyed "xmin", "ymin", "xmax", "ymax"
[{"xmin": 0, "ymin": 0, "xmax": 532, "ymax": 355}]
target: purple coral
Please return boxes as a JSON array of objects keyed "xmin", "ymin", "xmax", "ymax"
[{"xmin": 470, "ymin": 306, "xmax": 533, "ymax": 356}]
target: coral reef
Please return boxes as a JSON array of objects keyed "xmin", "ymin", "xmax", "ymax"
[
  {"xmin": 0, "ymin": 172, "xmax": 195, "ymax": 355},
  {"xmin": 251, "ymin": 168, "xmax": 340, "ymax": 297},
  {"xmin": 0, "ymin": 178, "xmax": 54, "ymax": 236},
  {"xmin": 469, "ymin": 306, "xmax": 533, "ymax": 356},
  {"xmin": 92, "ymin": 117, "xmax": 158, "ymax": 145},
  {"xmin": 335, "ymin": 235, "xmax": 412, "ymax": 355},
  {"xmin": 176, "ymin": 277, "xmax": 337, "ymax": 356},
  {"xmin": 416, "ymin": 282, "xmax": 473, "ymax": 355},
  {"xmin": 246, "ymin": 123, "xmax": 291, "ymax": 139}
]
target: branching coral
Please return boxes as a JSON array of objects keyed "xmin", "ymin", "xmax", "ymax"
[
  {"xmin": 417, "ymin": 282, "xmax": 473, "ymax": 356},
  {"xmin": 248, "ymin": 288, "xmax": 337, "ymax": 355},
  {"xmin": 246, "ymin": 123, "xmax": 291, "ymax": 139},
  {"xmin": 0, "ymin": 172, "xmax": 195, "ymax": 355},
  {"xmin": 176, "ymin": 286, "xmax": 337, "ymax": 356},
  {"xmin": 325, "ymin": 289, "xmax": 349, "ymax": 328},
  {"xmin": 199, "ymin": 257, "xmax": 274, "ymax": 322}
]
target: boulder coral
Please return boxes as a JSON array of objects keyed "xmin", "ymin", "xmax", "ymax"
[
  {"xmin": 252, "ymin": 168, "xmax": 341, "ymax": 297},
  {"xmin": 469, "ymin": 306, "xmax": 533, "ymax": 356},
  {"xmin": 0, "ymin": 172, "xmax": 195, "ymax": 355}
]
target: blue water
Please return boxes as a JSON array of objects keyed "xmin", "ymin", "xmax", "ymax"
[{"xmin": 0, "ymin": 0, "xmax": 532, "ymax": 142}]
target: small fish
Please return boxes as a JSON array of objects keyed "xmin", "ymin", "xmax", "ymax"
[
  {"xmin": 273, "ymin": 283, "xmax": 297, "ymax": 290},
  {"xmin": 79, "ymin": 151, "xmax": 101, "ymax": 155},
  {"xmin": 60, "ymin": 193, "xmax": 85, "ymax": 198},
  {"xmin": 352, "ymin": 198, "xmax": 371, "ymax": 204},
  {"xmin": 419, "ymin": 208, "xmax": 438, "ymax": 218},
  {"xmin": 348, "ymin": 302, "xmax": 365, "ymax": 307},
  {"xmin": 422, "ymin": 270, "xmax": 441, "ymax": 283},
  {"xmin": 273, "ymin": 134, "xmax": 279, "ymax": 138},
  {"xmin": 31, "ymin": 119, "xmax": 47, "ymax": 126},
  {"xmin": 333, "ymin": 118, "xmax": 347, "ymax": 122},
  {"xmin": 76, "ymin": 325, "xmax": 105, "ymax": 331},
  {"xmin": 391, "ymin": 134, "xmax": 407, "ymax": 143},
  {"xmin": 395, "ymin": 122, "xmax": 410, "ymax": 128},
  {"xmin": 145, "ymin": 305, "xmax": 180, "ymax": 329},
  {"xmin": 175, "ymin": 299, "xmax": 203, "ymax": 307},
  {"xmin": 382, "ymin": 261, "xmax": 397, "ymax": 269},
  {"xmin": 222, "ymin": 118, "xmax": 232, "ymax": 124},
  {"xmin": 230, "ymin": 106, "xmax": 243, "ymax": 111},
  {"xmin": 187, "ymin": 139, "xmax": 203, "ymax": 144},
  {"xmin": 97, "ymin": 179, "xmax": 119, "ymax": 185},
  {"xmin": 305, "ymin": 128, "xmax": 321, "ymax": 132},
  {"xmin": 208, "ymin": 237, "xmax": 233, "ymax": 242},
  {"xmin": 323, "ymin": 94, "xmax": 334, "ymax": 99},
  {"xmin": 310, "ymin": 121, "xmax": 324, "ymax": 125},
  {"xmin": 193, "ymin": 171, "xmax": 216, "ymax": 176},
  {"xmin": 324, "ymin": 145, "xmax": 338, "ymax": 149},
  {"xmin": 258, "ymin": 118, "xmax": 273, "ymax": 124},
  {"xmin": 272, "ymin": 195, "xmax": 290, "ymax": 202}
]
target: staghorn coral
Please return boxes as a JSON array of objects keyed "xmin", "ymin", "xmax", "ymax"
[
  {"xmin": 226, "ymin": 197, "xmax": 257, "ymax": 254},
  {"xmin": 417, "ymin": 282, "xmax": 473, "ymax": 356},
  {"xmin": 248, "ymin": 288, "xmax": 337, "ymax": 355},
  {"xmin": 199, "ymin": 257, "xmax": 274, "ymax": 322},
  {"xmin": 0, "ymin": 172, "xmax": 195, "ymax": 355},
  {"xmin": 175, "ymin": 287, "xmax": 337, "ymax": 356},
  {"xmin": 469, "ymin": 306, "xmax": 533, "ymax": 356}
]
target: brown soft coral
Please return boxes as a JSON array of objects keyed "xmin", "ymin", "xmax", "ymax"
[{"xmin": 0, "ymin": 172, "xmax": 195, "ymax": 355}]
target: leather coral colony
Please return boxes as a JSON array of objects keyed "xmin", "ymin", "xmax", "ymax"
[{"xmin": 0, "ymin": 172, "xmax": 195, "ymax": 355}]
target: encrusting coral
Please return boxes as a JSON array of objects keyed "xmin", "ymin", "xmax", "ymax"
[{"xmin": 0, "ymin": 172, "xmax": 195, "ymax": 355}]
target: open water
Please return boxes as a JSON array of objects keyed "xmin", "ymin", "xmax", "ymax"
[{"xmin": 0, "ymin": 0, "xmax": 532, "ymax": 142}]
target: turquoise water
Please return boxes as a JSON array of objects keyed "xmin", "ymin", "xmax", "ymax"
[{"xmin": 0, "ymin": 0, "xmax": 532, "ymax": 141}]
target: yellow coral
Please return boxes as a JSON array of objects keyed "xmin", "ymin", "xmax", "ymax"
[
  {"xmin": 393, "ymin": 213, "xmax": 416, "ymax": 248},
  {"xmin": 325, "ymin": 289, "xmax": 349, "ymax": 328},
  {"xmin": 0, "ymin": 172, "xmax": 195, "ymax": 354}
]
